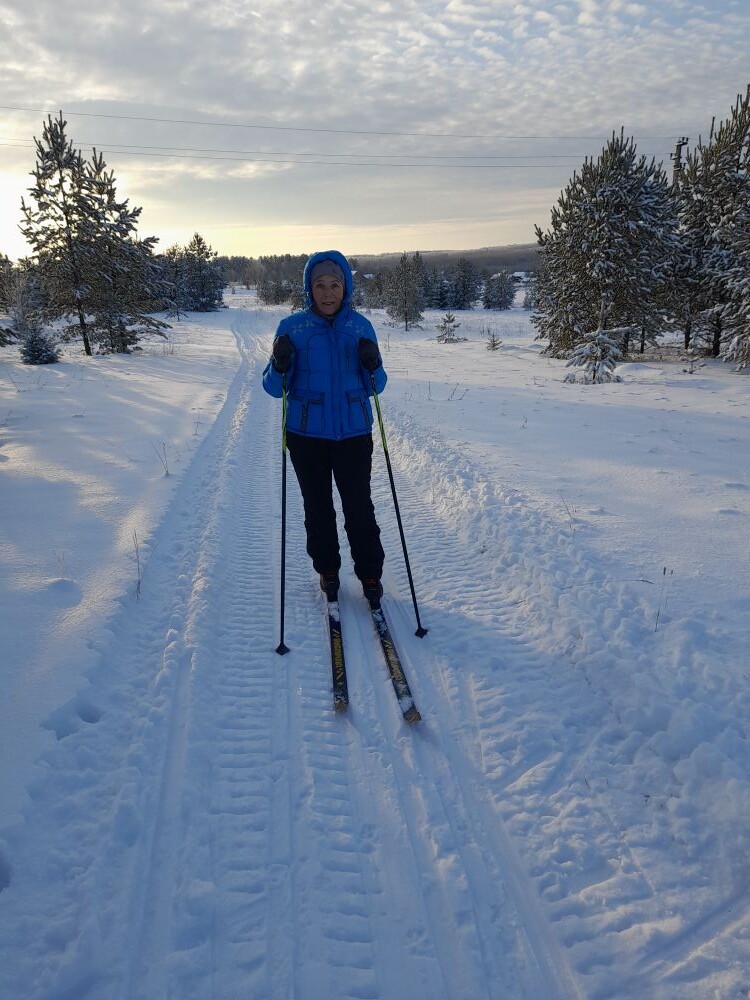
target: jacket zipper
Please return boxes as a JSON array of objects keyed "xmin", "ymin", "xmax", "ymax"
[{"xmin": 330, "ymin": 316, "xmax": 341, "ymax": 440}]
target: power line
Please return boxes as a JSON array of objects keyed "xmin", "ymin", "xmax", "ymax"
[
  {"xmin": 0, "ymin": 104, "xmax": 681, "ymax": 142},
  {"xmin": 63, "ymin": 148, "xmax": 573, "ymax": 168},
  {"xmin": 0, "ymin": 135, "xmax": 587, "ymax": 162},
  {"xmin": 0, "ymin": 135, "xmax": 670, "ymax": 169}
]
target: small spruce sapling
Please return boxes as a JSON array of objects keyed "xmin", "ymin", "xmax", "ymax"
[
  {"xmin": 564, "ymin": 321, "xmax": 625, "ymax": 384},
  {"xmin": 20, "ymin": 329, "xmax": 60, "ymax": 365},
  {"xmin": 436, "ymin": 312, "xmax": 466, "ymax": 343},
  {"xmin": 482, "ymin": 324, "xmax": 502, "ymax": 351}
]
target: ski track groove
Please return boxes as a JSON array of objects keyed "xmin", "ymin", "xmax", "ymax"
[
  {"xmin": 377, "ymin": 406, "xmax": 741, "ymax": 998},
  {"xmin": 368, "ymin": 430, "xmax": 583, "ymax": 997},
  {"xmin": 5, "ymin": 311, "xmax": 720, "ymax": 999},
  {"xmin": 125, "ymin": 316, "xmax": 277, "ymax": 999}
]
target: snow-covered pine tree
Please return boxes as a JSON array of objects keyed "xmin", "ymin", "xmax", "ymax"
[
  {"xmin": 288, "ymin": 282, "xmax": 305, "ymax": 312},
  {"xmin": 7, "ymin": 265, "xmax": 59, "ymax": 363},
  {"xmin": 522, "ymin": 274, "xmax": 537, "ymax": 310},
  {"xmin": 85, "ymin": 150, "xmax": 167, "ymax": 352},
  {"xmin": 255, "ymin": 274, "xmax": 273, "ymax": 306},
  {"xmin": 449, "ymin": 257, "xmax": 481, "ymax": 310},
  {"xmin": 483, "ymin": 324, "xmax": 502, "ymax": 351},
  {"xmin": 385, "ymin": 252, "xmax": 424, "ymax": 330},
  {"xmin": 181, "ymin": 233, "xmax": 225, "ymax": 311},
  {"xmin": 436, "ymin": 312, "xmax": 463, "ymax": 343},
  {"xmin": 711, "ymin": 86, "xmax": 750, "ymax": 369},
  {"xmin": 0, "ymin": 254, "xmax": 12, "ymax": 345},
  {"xmin": 363, "ymin": 272, "xmax": 387, "ymax": 310},
  {"xmin": 20, "ymin": 329, "xmax": 60, "ymax": 365},
  {"xmin": 533, "ymin": 129, "xmax": 678, "ymax": 358},
  {"xmin": 483, "ymin": 271, "xmax": 515, "ymax": 310},
  {"xmin": 421, "ymin": 265, "xmax": 442, "ymax": 309},
  {"xmin": 161, "ymin": 245, "xmax": 189, "ymax": 318},
  {"xmin": 19, "ymin": 113, "xmax": 97, "ymax": 355},
  {"xmin": 564, "ymin": 306, "xmax": 626, "ymax": 384},
  {"xmin": 348, "ymin": 260, "xmax": 365, "ymax": 309},
  {"xmin": 0, "ymin": 252, "xmax": 11, "ymax": 311},
  {"xmin": 7, "ymin": 265, "xmax": 43, "ymax": 334},
  {"xmin": 675, "ymin": 126, "xmax": 732, "ymax": 356}
]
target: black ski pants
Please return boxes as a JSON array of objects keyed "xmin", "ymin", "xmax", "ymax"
[{"xmin": 286, "ymin": 431, "xmax": 385, "ymax": 581}]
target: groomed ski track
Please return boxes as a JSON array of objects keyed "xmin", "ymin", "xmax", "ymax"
[{"xmin": 5, "ymin": 307, "xmax": 727, "ymax": 999}]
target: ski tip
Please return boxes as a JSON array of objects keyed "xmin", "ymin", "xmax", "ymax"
[
  {"xmin": 334, "ymin": 698, "xmax": 349, "ymax": 714},
  {"xmin": 403, "ymin": 705, "xmax": 422, "ymax": 724}
]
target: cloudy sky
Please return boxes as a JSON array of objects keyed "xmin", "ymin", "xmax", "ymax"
[{"xmin": 1, "ymin": 0, "xmax": 749, "ymax": 260}]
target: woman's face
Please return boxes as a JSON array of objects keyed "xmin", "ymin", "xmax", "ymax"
[{"xmin": 312, "ymin": 276, "xmax": 344, "ymax": 316}]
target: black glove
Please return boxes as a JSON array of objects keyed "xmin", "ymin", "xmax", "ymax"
[
  {"xmin": 272, "ymin": 334, "xmax": 294, "ymax": 373},
  {"xmin": 358, "ymin": 337, "xmax": 381, "ymax": 373}
]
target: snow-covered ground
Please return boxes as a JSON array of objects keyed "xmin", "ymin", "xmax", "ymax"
[{"xmin": 1, "ymin": 293, "xmax": 748, "ymax": 999}]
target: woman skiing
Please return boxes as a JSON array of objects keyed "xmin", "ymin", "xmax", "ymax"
[{"xmin": 262, "ymin": 250, "xmax": 387, "ymax": 608}]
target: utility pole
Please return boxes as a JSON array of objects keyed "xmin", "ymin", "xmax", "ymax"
[{"xmin": 670, "ymin": 136, "xmax": 689, "ymax": 188}]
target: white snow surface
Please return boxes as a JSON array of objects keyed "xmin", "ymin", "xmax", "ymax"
[{"xmin": 1, "ymin": 295, "xmax": 749, "ymax": 999}]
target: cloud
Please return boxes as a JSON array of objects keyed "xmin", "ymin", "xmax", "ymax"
[{"xmin": 1, "ymin": 0, "xmax": 749, "ymax": 258}]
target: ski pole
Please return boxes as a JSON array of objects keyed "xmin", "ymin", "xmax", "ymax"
[
  {"xmin": 276, "ymin": 374, "xmax": 290, "ymax": 655},
  {"xmin": 370, "ymin": 375, "xmax": 428, "ymax": 638}
]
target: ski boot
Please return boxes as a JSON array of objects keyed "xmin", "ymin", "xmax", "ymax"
[
  {"xmin": 361, "ymin": 577, "xmax": 384, "ymax": 609},
  {"xmin": 320, "ymin": 570, "xmax": 340, "ymax": 602}
]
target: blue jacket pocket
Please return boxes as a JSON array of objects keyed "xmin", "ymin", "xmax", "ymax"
[
  {"xmin": 346, "ymin": 389, "xmax": 371, "ymax": 433},
  {"xmin": 288, "ymin": 389, "xmax": 325, "ymax": 435}
]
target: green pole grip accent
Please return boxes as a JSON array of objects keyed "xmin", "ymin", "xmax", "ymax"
[
  {"xmin": 281, "ymin": 375, "xmax": 288, "ymax": 452},
  {"xmin": 372, "ymin": 383, "xmax": 390, "ymax": 458}
]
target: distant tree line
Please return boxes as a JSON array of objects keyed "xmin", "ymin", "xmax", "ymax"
[
  {"xmin": 1, "ymin": 114, "xmax": 225, "ymax": 363},
  {"xmin": 224, "ymin": 248, "xmax": 519, "ymax": 330},
  {"xmin": 533, "ymin": 85, "xmax": 750, "ymax": 371}
]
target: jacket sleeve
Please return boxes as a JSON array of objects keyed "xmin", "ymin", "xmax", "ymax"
[
  {"xmin": 262, "ymin": 325, "xmax": 296, "ymax": 398},
  {"xmin": 359, "ymin": 318, "xmax": 387, "ymax": 395}
]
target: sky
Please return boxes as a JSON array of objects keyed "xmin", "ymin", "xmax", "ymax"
[{"xmin": 1, "ymin": 0, "xmax": 749, "ymax": 261}]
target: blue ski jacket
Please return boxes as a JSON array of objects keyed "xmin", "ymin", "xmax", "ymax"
[{"xmin": 262, "ymin": 250, "xmax": 387, "ymax": 440}]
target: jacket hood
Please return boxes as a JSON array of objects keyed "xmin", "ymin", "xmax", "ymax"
[{"xmin": 303, "ymin": 250, "xmax": 354, "ymax": 310}]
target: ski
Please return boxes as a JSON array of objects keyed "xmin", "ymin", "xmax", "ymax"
[
  {"xmin": 327, "ymin": 600, "xmax": 349, "ymax": 712},
  {"xmin": 370, "ymin": 606, "xmax": 421, "ymax": 723}
]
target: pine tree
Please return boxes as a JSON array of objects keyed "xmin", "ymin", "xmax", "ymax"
[
  {"xmin": 0, "ymin": 252, "xmax": 11, "ymax": 312},
  {"xmin": 483, "ymin": 324, "xmax": 502, "ymax": 351},
  {"xmin": 449, "ymin": 257, "xmax": 481, "ymax": 310},
  {"xmin": 674, "ymin": 124, "xmax": 732, "ymax": 355},
  {"xmin": 19, "ymin": 114, "xmax": 165, "ymax": 354},
  {"xmin": 256, "ymin": 274, "xmax": 274, "ymax": 305},
  {"xmin": 85, "ymin": 150, "xmax": 167, "ymax": 352},
  {"xmin": 421, "ymin": 265, "xmax": 443, "ymax": 309},
  {"xmin": 162, "ymin": 245, "xmax": 189, "ymax": 318},
  {"xmin": 564, "ymin": 307, "xmax": 625, "ymax": 384},
  {"xmin": 385, "ymin": 252, "xmax": 424, "ymax": 330},
  {"xmin": 19, "ymin": 114, "xmax": 96, "ymax": 355},
  {"xmin": 20, "ymin": 329, "xmax": 60, "ymax": 365},
  {"xmin": 534, "ymin": 129, "xmax": 678, "ymax": 358},
  {"xmin": 288, "ymin": 282, "xmax": 305, "ymax": 312},
  {"xmin": 7, "ymin": 266, "xmax": 47, "ymax": 344},
  {"xmin": 0, "ymin": 254, "xmax": 13, "ymax": 345},
  {"xmin": 483, "ymin": 271, "xmax": 515, "ymax": 310},
  {"xmin": 181, "ymin": 233, "xmax": 225, "ymax": 311},
  {"xmin": 711, "ymin": 86, "xmax": 750, "ymax": 367},
  {"xmin": 436, "ymin": 312, "xmax": 463, "ymax": 343},
  {"xmin": 363, "ymin": 272, "xmax": 387, "ymax": 309},
  {"xmin": 522, "ymin": 274, "xmax": 537, "ymax": 310}
]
